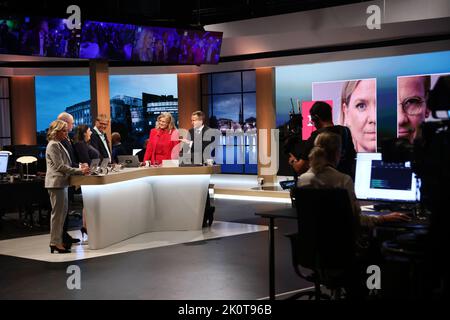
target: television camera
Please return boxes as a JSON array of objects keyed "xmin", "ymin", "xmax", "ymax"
[{"xmin": 381, "ymin": 75, "xmax": 450, "ymax": 297}]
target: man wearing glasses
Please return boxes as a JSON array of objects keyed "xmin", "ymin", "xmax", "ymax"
[
  {"xmin": 90, "ymin": 114, "xmax": 112, "ymax": 162},
  {"xmin": 397, "ymin": 75, "xmax": 431, "ymax": 143}
]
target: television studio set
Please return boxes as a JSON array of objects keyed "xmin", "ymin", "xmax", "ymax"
[{"xmin": 0, "ymin": 0, "xmax": 449, "ymax": 308}]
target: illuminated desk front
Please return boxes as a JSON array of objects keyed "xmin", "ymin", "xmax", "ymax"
[{"xmin": 71, "ymin": 166, "xmax": 220, "ymax": 249}]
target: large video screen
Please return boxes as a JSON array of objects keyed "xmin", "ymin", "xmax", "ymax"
[
  {"xmin": 276, "ymin": 50, "xmax": 450, "ymax": 150},
  {"xmin": 397, "ymin": 73, "xmax": 449, "ymax": 143},
  {"xmin": 312, "ymin": 78, "xmax": 377, "ymax": 153},
  {"xmin": 81, "ymin": 21, "xmax": 223, "ymax": 64},
  {"xmin": 1, "ymin": 15, "xmax": 222, "ymax": 64}
]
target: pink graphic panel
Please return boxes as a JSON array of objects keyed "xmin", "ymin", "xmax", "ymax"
[{"xmin": 301, "ymin": 100, "xmax": 333, "ymax": 140}]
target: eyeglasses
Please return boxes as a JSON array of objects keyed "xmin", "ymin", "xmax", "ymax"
[{"xmin": 399, "ymin": 96, "xmax": 426, "ymax": 116}]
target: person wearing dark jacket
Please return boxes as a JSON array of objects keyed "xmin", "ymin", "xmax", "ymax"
[
  {"xmin": 73, "ymin": 124, "xmax": 99, "ymax": 240},
  {"xmin": 288, "ymin": 101, "xmax": 357, "ymax": 180},
  {"xmin": 90, "ymin": 114, "xmax": 112, "ymax": 162},
  {"xmin": 180, "ymin": 111, "xmax": 217, "ymax": 227},
  {"xmin": 73, "ymin": 125, "xmax": 100, "ymax": 165}
]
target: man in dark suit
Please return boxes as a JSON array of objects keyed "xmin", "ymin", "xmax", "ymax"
[
  {"xmin": 185, "ymin": 111, "xmax": 217, "ymax": 165},
  {"xmin": 136, "ymin": 139, "xmax": 148, "ymax": 162},
  {"xmin": 180, "ymin": 111, "xmax": 217, "ymax": 227},
  {"xmin": 57, "ymin": 112, "xmax": 81, "ymax": 246},
  {"xmin": 90, "ymin": 114, "xmax": 112, "ymax": 162}
]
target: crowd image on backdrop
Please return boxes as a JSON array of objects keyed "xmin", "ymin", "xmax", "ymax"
[
  {"xmin": 132, "ymin": 26, "xmax": 182, "ymax": 63},
  {"xmin": 80, "ymin": 21, "xmax": 136, "ymax": 60},
  {"xmin": 0, "ymin": 17, "xmax": 80, "ymax": 58},
  {"xmin": 1, "ymin": 16, "xmax": 223, "ymax": 64}
]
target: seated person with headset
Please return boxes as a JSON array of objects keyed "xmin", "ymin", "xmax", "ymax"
[
  {"xmin": 297, "ymin": 131, "xmax": 410, "ymax": 234},
  {"xmin": 297, "ymin": 131, "xmax": 411, "ymax": 298}
]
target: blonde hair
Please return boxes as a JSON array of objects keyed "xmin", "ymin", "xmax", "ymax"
[
  {"xmin": 57, "ymin": 112, "xmax": 74, "ymax": 123},
  {"xmin": 156, "ymin": 112, "xmax": 176, "ymax": 131},
  {"xmin": 47, "ymin": 120, "xmax": 67, "ymax": 141},
  {"xmin": 340, "ymin": 80, "xmax": 361, "ymax": 126},
  {"xmin": 134, "ymin": 28, "xmax": 154, "ymax": 59},
  {"xmin": 309, "ymin": 132, "xmax": 342, "ymax": 174}
]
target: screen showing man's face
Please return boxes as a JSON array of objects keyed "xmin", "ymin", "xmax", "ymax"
[{"xmin": 397, "ymin": 76, "xmax": 430, "ymax": 143}]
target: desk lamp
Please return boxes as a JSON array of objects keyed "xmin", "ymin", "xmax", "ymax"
[{"xmin": 16, "ymin": 156, "xmax": 37, "ymax": 181}]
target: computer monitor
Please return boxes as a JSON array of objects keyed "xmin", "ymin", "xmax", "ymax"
[
  {"xmin": 0, "ymin": 153, "xmax": 8, "ymax": 174},
  {"xmin": 354, "ymin": 153, "xmax": 420, "ymax": 202}
]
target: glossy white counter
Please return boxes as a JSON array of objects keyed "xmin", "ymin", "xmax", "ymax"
[{"xmin": 70, "ymin": 166, "xmax": 220, "ymax": 249}]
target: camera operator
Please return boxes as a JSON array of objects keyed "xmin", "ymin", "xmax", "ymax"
[
  {"xmin": 281, "ymin": 111, "xmax": 303, "ymax": 177},
  {"xmin": 288, "ymin": 101, "xmax": 356, "ymax": 179},
  {"xmin": 419, "ymin": 75, "xmax": 450, "ymax": 297},
  {"xmin": 381, "ymin": 75, "xmax": 450, "ymax": 298}
]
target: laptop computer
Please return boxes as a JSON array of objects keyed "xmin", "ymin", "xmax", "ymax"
[
  {"xmin": 100, "ymin": 158, "xmax": 110, "ymax": 169},
  {"xmin": 279, "ymin": 180, "xmax": 296, "ymax": 190},
  {"xmin": 117, "ymin": 155, "xmax": 140, "ymax": 168},
  {"xmin": 89, "ymin": 159, "xmax": 100, "ymax": 173},
  {"xmin": 162, "ymin": 159, "xmax": 179, "ymax": 168}
]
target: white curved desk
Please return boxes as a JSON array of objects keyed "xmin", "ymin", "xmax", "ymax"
[{"xmin": 71, "ymin": 166, "xmax": 221, "ymax": 249}]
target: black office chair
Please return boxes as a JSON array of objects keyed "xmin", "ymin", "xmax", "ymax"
[{"xmin": 285, "ymin": 187, "xmax": 357, "ymax": 300}]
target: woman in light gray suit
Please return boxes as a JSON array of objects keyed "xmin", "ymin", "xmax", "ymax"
[{"xmin": 45, "ymin": 120, "xmax": 89, "ymax": 253}]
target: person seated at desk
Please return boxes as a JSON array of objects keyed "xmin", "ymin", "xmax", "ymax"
[
  {"xmin": 73, "ymin": 125, "xmax": 100, "ymax": 240},
  {"xmin": 297, "ymin": 131, "xmax": 410, "ymax": 298},
  {"xmin": 143, "ymin": 112, "xmax": 180, "ymax": 166},
  {"xmin": 297, "ymin": 131, "xmax": 410, "ymax": 234}
]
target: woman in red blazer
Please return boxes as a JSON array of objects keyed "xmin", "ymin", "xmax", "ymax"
[{"xmin": 143, "ymin": 112, "xmax": 180, "ymax": 165}]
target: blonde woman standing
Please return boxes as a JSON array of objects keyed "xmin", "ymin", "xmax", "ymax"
[{"xmin": 45, "ymin": 120, "xmax": 89, "ymax": 253}]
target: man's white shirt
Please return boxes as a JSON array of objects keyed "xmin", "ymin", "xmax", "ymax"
[{"xmin": 93, "ymin": 126, "xmax": 112, "ymax": 160}]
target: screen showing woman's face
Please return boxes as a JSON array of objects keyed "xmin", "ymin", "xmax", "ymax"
[{"xmin": 343, "ymin": 80, "xmax": 377, "ymax": 152}]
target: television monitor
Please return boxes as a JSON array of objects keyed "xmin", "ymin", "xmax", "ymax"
[
  {"xmin": 354, "ymin": 153, "xmax": 420, "ymax": 202},
  {"xmin": 0, "ymin": 153, "xmax": 8, "ymax": 174},
  {"xmin": 80, "ymin": 20, "xmax": 136, "ymax": 60}
]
